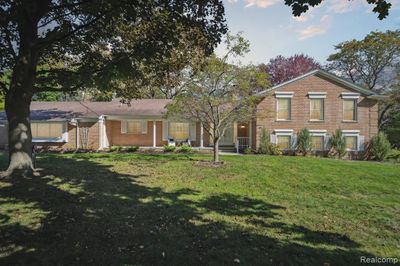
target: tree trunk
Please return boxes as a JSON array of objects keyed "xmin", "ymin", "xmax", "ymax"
[{"xmin": 213, "ymin": 138, "xmax": 220, "ymax": 163}]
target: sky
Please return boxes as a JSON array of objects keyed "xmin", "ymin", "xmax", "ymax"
[{"xmin": 216, "ymin": 0, "xmax": 400, "ymax": 65}]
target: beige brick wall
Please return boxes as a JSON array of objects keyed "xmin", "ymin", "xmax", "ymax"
[{"xmin": 255, "ymin": 74, "xmax": 379, "ymax": 149}]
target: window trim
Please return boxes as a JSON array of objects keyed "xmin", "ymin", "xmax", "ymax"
[
  {"xmin": 309, "ymin": 98, "xmax": 325, "ymax": 121},
  {"xmin": 274, "ymin": 129, "xmax": 293, "ymax": 150},
  {"xmin": 342, "ymin": 130, "xmax": 360, "ymax": 151},
  {"xmin": 342, "ymin": 99, "xmax": 358, "ymax": 122},
  {"xmin": 31, "ymin": 121, "xmax": 68, "ymax": 143},
  {"xmin": 276, "ymin": 97, "xmax": 292, "ymax": 121},
  {"xmin": 121, "ymin": 120, "xmax": 148, "ymax": 135},
  {"xmin": 309, "ymin": 130, "xmax": 327, "ymax": 151}
]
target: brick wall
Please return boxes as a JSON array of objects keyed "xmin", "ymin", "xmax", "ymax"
[{"xmin": 255, "ymin": 74, "xmax": 379, "ymax": 149}]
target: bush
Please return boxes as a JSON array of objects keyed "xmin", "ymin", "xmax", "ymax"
[
  {"xmin": 163, "ymin": 145, "xmax": 176, "ymax": 153},
  {"xmin": 109, "ymin": 145, "xmax": 122, "ymax": 152},
  {"xmin": 365, "ymin": 132, "xmax": 391, "ymax": 161},
  {"xmin": 387, "ymin": 149, "xmax": 400, "ymax": 162},
  {"xmin": 126, "ymin": 146, "xmax": 139, "ymax": 153},
  {"xmin": 258, "ymin": 127, "xmax": 270, "ymax": 154},
  {"xmin": 328, "ymin": 129, "xmax": 346, "ymax": 159},
  {"xmin": 178, "ymin": 144, "xmax": 192, "ymax": 153},
  {"xmin": 243, "ymin": 147, "xmax": 253, "ymax": 154},
  {"xmin": 296, "ymin": 128, "xmax": 312, "ymax": 156}
]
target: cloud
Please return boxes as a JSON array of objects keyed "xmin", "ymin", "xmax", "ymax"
[
  {"xmin": 298, "ymin": 15, "xmax": 332, "ymax": 40},
  {"xmin": 244, "ymin": 0, "xmax": 279, "ymax": 8}
]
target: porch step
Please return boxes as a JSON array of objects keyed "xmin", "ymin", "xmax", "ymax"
[{"xmin": 219, "ymin": 146, "xmax": 237, "ymax": 153}]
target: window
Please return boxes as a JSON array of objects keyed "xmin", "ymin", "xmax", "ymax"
[
  {"xmin": 277, "ymin": 98, "xmax": 291, "ymax": 120},
  {"xmin": 31, "ymin": 122, "xmax": 64, "ymax": 139},
  {"xmin": 122, "ymin": 120, "xmax": 147, "ymax": 134},
  {"xmin": 310, "ymin": 98, "xmax": 324, "ymax": 121},
  {"xmin": 169, "ymin": 122, "xmax": 189, "ymax": 140},
  {"xmin": 311, "ymin": 136, "xmax": 324, "ymax": 151},
  {"xmin": 344, "ymin": 136, "xmax": 358, "ymax": 151},
  {"xmin": 343, "ymin": 99, "xmax": 357, "ymax": 121},
  {"xmin": 277, "ymin": 135, "xmax": 291, "ymax": 150}
]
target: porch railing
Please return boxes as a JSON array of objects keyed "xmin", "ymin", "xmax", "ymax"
[{"xmin": 236, "ymin": 137, "xmax": 250, "ymax": 153}]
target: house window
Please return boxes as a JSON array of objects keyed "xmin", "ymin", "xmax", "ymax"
[
  {"xmin": 169, "ymin": 122, "xmax": 189, "ymax": 140},
  {"xmin": 344, "ymin": 135, "xmax": 358, "ymax": 151},
  {"xmin": 343, "ymin": 99, "xmax": 357, "ymax": 121},
  {"xmin": 277, "ymin": 135, "xmax": 291, "ymax": 150},
  {"xmin": 277, "ymin": 98, "xmax": 291, "ymax": 120},
  {"xmin": 31, "ymin": 122, "xmax": 64, "ymax": 139},
  {"xmin": 310, "ymin": 99, "xmax": 324, "ymax": 121},
  {"xmin": 311, "ymin": 136, "xmax": 324, "ymax": 151},
  {"xmin": 122, "ymin": 120, "xmax": 147, "ymax": 134}
]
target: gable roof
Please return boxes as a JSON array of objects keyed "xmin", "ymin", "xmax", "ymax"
[
  {"xmin": 0, "ymin": 99, "xmax": 172, "ymax": 121},
  {"xmin": 257, "ymin": 69, "xmax": 382, "ymax": 97}
]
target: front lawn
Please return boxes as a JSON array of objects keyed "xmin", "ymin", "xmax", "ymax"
[{"xmin": 0, "ymin": 153, "xmax": 399, "ymax": 265}]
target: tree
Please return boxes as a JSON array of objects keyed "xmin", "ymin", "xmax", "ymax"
[
  {"xmin": 327, "ymin": 30, "xmax": 400, "ymax": 128},
  {"xmin": 0, "ymin": 93, "xmax": 4, "ymax": 110},
  {"xmin": 167, "ymin": 33, "xmax": 270, "ymax": 163},
  {"xmin": 260, "ymin": 54, "xmax": 320, "ymax": 86},
  {"xmin": 285, "ymin": 0, "xmax": 392, "ymax": 20},
  {"xmin": 296, "ymin": 128, "xmax": 312, "ymax": 156},
  {"xmin": 0, "ymin": 0, "xmax": 227, "ymax": 177}
]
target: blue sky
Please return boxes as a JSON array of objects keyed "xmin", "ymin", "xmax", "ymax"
[{"xmin": 216, "ymin": 0, "xmax": 400, "ymax": 65}]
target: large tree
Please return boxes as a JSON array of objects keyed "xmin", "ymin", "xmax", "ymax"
[
  {"xmin": 285, "ymin": 0, "xmax": 392, "ymax": 19},
  {"xmin": 327, "ymin": 30, "xmax": 400, "ymax": 128},
  {"xmin": 260, "ymin": 54, "xmax": 320, "ymax": 86},
  {"xmin": 167, "ymin": 33, "xmax": 269, "ymax": 163},
  {"xmin": 0, "ymin": 0, "xmax": 226, "ymax": 177}
]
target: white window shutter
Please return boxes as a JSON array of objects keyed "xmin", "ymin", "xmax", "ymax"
[
  {"xmin": 190, "ymin": 122, "xmax": 196, "ymax": 141},
  {"xmin": 291, "ymin": 133, "xmax": 297, "ymax": 150},
  {"xmin": 270, "ymin": 134, "xmax": 277, "ymax": 144},
  {"xmin": 324, "ymin": 135, "xmax": 330, "ymax": 151},
  {"xmin": 141, "ymin": 120, "xmax": 148, "ymax": 134},
  {"xmin": 162, "ymin": 121, "xmax": 169, "ymax": 140},
  {"xmin": 358, "ymin": 135, "xmax": 365, "ymax": 151},
  {"xmin": 121, "ymin": 120, "xmax": 127, "ymax": 134}
]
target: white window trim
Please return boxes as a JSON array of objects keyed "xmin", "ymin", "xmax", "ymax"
[
  {"xmin": 308, "ymin": 92, "xmax": 327, "ymax": 99},
  {"xmin": 341, "ymin": 92, "xmax": 360, "ymax": 99},
  {"xmin": 274, "ymin": 130, "xmax": 293, "ymax": 150},
  {"xmin": 32, "ymin": 121, "xmax": 68, "ymax": 143},
  {"xmin": 309, "ymin": 98, "xmax": 325, "ymax": 121},
  {"xmin": 342, "ymin": 130, "xmax": 360, "ymax": 151},
  {"xmin": 309, "ymin": 130, "xmax": 327, "ymax": 151},
  {"xmin": 121, "ymin": 120, "xmax": 147, "ymax": 135},
  {"xmin": 342, "ymin": 99, "xmax": 358, "ymax": 122},
  {"xmin": 274, "ymin": 92, "xmax": 294, "ymax": 98},
  {"xmin": 276, "ymin": 97, "xmax": 292, "ymax": 121}
]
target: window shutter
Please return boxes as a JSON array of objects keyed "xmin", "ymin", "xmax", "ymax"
[
  {"xmin": 270, "ymin": 134, "xmax": 277, "ymax": 144},
  {"xmin": 324, "ymin": 135, "xmax": 330, "ymax": 151},
  {"xmin": 291, "ymin": 133, "xmax": 297, "ymax": 150},
  {"xmin": 190, "ymin": 122, "xmax": 196, "ymax": 141},
  {"xmin": 121, "ymin": 120, "xmax": 127, "ymax": 134},
  {"xmin": 141, "ymin": 120, "xmax": 148, "ymax": 134},
  {"xmin": 162, "ymin": 121, "xmax": 168, "ymax": 140},
  {"xmin": 358, "ymin": 135, "xmax": 365, "ymax": 151}
]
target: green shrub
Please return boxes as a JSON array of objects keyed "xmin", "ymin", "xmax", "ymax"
[
  {"xmin": 163, "ymin": 145, "xmax": 176, "ymax": 153},
  {"xmin": 258, "ymin": 127, "xmax": 270, "ymax": 154},
  {"xmin": 296, "ymin": 128, "xmax": 312, "ymax": 156},
  {"xmin": 387, "ymin": 149, "xmax": 400, "ymax": 162},
  {"xmin": 126, "ymin": 146, "xmax": 139, "ymax": 153},
  {"xmin": 109, "ymin": 145, "xmax": 122, "ymax": 152},
  {"xmin": 365, "ymin": 132, "xmax": 391, "ymax": 161},
  {"xmin": 178, "ymin": 144, "xmax": 192, "ymax": 153},
  {"xmin": 328, "ymin": 129, "xmax": 346, "ymax": 159},
  {"xmin": 243, "ymin": 147, "xmax": 253, "ymax": 154}
]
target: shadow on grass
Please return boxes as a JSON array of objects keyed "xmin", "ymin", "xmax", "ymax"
[{"xmin": 0, "ymin": 154, "xmax": 373, "ymax": 265}]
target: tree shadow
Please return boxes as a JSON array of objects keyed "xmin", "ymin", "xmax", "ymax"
[{"xmin": 0, "ymin": 154, "xmax": 375, "ymax": 265}]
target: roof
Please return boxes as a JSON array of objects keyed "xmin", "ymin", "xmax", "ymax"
[
  {"xmin": 0, "ymin": 99, "xmax": 172, "ymax": 121},
  {"xmin": 257, "ymin": 69, "xmax": 382, "ymax": 97}
]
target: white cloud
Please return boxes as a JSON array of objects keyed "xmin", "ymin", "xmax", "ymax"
[
  {"xmin": 298, "ymin": 15, "xmax": 332, "ymax": 40},
  {"xmin": 244, "ymin": 0, "xmax": 279, "ymax": 8},
  {"xmin": 328, "ymin": 0, "xmax": 357, "ymax": 13}
]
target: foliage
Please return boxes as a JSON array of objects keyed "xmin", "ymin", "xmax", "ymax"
[
  {"xmin": 163, "ymin": 145, "xmax": 176, "ymax": 153},
  {"xmin": 109, "ymin": 146, "xmax": 123, "ymax": 153},
  {"xmin": 258, "ymin": 128, "xmax": 271, "ymax": 154},
  {"xmin": 387, "ymin": 149, "xmax": 400, "ymax": 162},
  {"xmin": 285, "ymin": 0, "xmax": 392, "ymax": 19},
  {"xmin": 365, "ymin": 132, "xmax": 392, "ymax": 161},
  {"xmin": 178, "ymin": 144, "xmax": 192, "ymax": 153},
  {"xmin": 243, "ymin": 147, "xmax": 253, "ymax": 154},
  {"xmin": 33, "ymin": 91, "xmax": 67, "ymax": 101},
  {"xmin": 328, "ymin": 129, "xmax": 346, "ymax": 159},
  {"xmin": 381, "ymin": 78, "xmax": 400, "ymax": 146},
  {"xmin": 126, "ymin": 146, "xmax": 139, "ymax": 153},
  {"xmin": 0, "ymin": 93, "xmax": 4, "ymax": 110},
  {"xmin": 260, "ymin": 54, "xmax": 320, "ymax": 86},
  {"xmin": 167, "ymin": 33, "xmax": 270, "ymax": 162},
  {"xmin": 296, "ymin": 128, "xmax": 312, "ymax": 156}
]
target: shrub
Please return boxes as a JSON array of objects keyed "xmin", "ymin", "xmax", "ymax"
[
  {"xmin": 328, "ymin": 129, "xmax": 346, "ymax": 159},
  {"xmin": 258, "ymin": 127, "xmax": 270, "ymax": 154},
  {"xmin": 387, "ymin": 149, "xmax": 400, "ymax": 162},
  {"xmin": 296, "ymin": 128, "xmax": 312, "ymax": 156},
  {"xmin": 243, "ymin": 147, "xmax": 253, "ymax": 154},
  {"xmin": 178, "ymin": 144, "xmax": 192, "ymax": 153},
  {"xmin": 126, "ymin": 146, "xmax": 139, "ymax": 153},
  {"xmin": 109, "ymin": 145, "xmax": 122, "ymax": 152},
  {"xmin": 163, "ymin": 145, "xmax": 176, "ymax": 153},
  {"xmin": 365, "ymin": 132, "xmax": 391, "ymax": 161}
]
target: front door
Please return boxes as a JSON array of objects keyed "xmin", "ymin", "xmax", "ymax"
[{"xmin": 220, "ymin": 124, "xmax": 234, "ymax": 145}]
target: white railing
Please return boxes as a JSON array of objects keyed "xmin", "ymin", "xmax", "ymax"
[{"xmin": 236, "ymin": 137, "xmax": 250, "ymax": 153}]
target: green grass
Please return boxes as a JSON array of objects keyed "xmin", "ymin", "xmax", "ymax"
[{"xmin": 0, "ymin": 153, "xmax": 399, "ymax": 265}]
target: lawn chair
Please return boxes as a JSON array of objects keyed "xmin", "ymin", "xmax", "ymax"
[
  {"xmin": 167, "ymin": 137, "xmax": 176, "ymax": 147},
  {"xmin": 182, "ymin": 138, "xmax": 191, "ymax": 146}
]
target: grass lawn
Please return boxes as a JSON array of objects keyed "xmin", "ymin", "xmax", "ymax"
[{"xmin": 0, "ymin": 152, "xmax": 399, "ymax": 265}]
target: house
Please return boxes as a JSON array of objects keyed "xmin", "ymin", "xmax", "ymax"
[{"xmin": 0, "ymin": 69, "xmax": 383, "ymax": 153}]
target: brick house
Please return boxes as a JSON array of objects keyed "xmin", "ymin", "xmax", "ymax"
[{"xmin": 0, "ymin": 69, "xmax": 383, "ymax": 152}]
